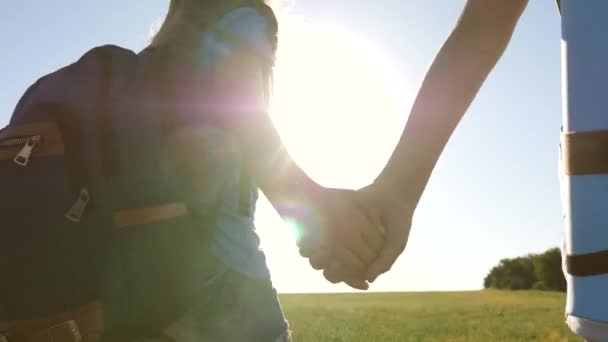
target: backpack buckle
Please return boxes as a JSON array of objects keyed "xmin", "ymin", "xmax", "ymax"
[{"xmin": 34, "ymin": 320, "xmax": 82, "ymax": 342}]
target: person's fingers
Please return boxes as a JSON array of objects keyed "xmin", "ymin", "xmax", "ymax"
[
  {"xmin": 314, "ymin": 188, "xmax": 388, "ymax": 271},
  {"xmin": 298, "ymin": 244, "xmax": 314, "ymax": 258},
  {"xmin": 296, "ymin": 236, "xmax": 318, "ymax": 257},
  {"xmin": 323, "ymin": 260, "xmax": 370, "ymax": 290},
  {"xmin": 357, "ymin": 218, "xmax": 385, "ymax": 257},
  {"xmin": 353, "ymin": 190, "xmax": 386, "ymax": 236},
  {"xmin": 353, "ymin": 191, "xmax": 387, "ymax": 253},
  {"xmin": 339, "ymin": 213, "xmax": 382, "ymax": 264},
  {"xmin": 337, "ymin": 193, "xmax": 386, "ymax": 262},
  {"xmin": 344, "ymin": 279, "xmax": 369, "ymax": 291},
  {"xmin": 309, "ymin": 248, "xmax": 331, "ymax": 270},
  {"xmin": 366, "ymin": 223, "xmax": 411, "ymax": 282},
  {"xmin": 366, "ymin": 246, "xmax": 403, "ymax": 282},
  {"xmin": 332, "ymin": 245, "xmax": 366, "ymax": 273},
  {"xmin": 298, "ymin": 230, "xmax": 330, "ymax": 258},
  {"xmin": 323, "ymin": 260, "xmax": 344, "ymax": 284}
]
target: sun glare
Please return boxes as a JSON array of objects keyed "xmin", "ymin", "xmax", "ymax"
[
  {"xmin": 256, "ymin": 20, "xmax": 404, "ymax": 292},
  {"xmin": 269, "ymin": 21, "xmax": 402, "ymax": 189}
]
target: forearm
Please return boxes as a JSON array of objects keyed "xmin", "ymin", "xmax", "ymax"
[
  {"xmin": 235, "ymin": 113, "xmax": 324, "ymax": 213},
  {"xmin": 216, "ymin": 62, "xmax": 324, "ymax": 213},
  {"xmin": 377, "ymin": 0, "xmax": 526, "ymax": 205}
]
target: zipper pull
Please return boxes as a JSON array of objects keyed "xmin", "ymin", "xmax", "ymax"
[
  {"xmin": 14, "ymin": 135, "xmax": 41, "ymax": 166},
  {"xmin": 65, "ymin": 188, "xmax": 91, "ymax": 223}
]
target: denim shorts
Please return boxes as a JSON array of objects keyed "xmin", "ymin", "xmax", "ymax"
[
  {"xmin": 162, "ymin": 266, "xmax": 291, "ymax": 342},
  {"xmin": 124, "ymin": 258, "xmax": 290, "ymax": 342}
]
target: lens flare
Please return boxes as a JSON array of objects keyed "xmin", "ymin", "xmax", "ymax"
[{"xmin": 275, "ymin": 199, "xmax": 323, "ymax": 246}]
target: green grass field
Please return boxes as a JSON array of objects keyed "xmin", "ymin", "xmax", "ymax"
[{"xmin": 279, "ymin": 290, "xmax": 583, "ymax": 342}]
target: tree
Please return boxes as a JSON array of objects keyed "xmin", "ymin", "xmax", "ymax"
[
  {"xmin": 484, "ymin": 256, "xmax": 535, "ymax": 290},
  {"xmin": 483, "ymin": 247, "xmax": 566, "ymax": 292},
  {"xmin": 533, "ymin": 248, "xmax": 566, "ymax": 292}
]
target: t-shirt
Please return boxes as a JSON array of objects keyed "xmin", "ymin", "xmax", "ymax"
[{"xmin": 201, "ymin": 6, "xmax": 276, "ymax": 279}]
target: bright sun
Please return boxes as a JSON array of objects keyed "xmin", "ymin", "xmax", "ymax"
[
  {"xmin": 268, "ymin": 21, "xmax": 403, "ymax": 189},
  {"xmin": 256, "ymin": 20, "xmax": 405, "ymax": 292}
]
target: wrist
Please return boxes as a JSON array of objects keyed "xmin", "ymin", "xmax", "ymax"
[
  {"xmin": 273, "ymin": 182, "xmax": 331, "ymax": 247},
  {"xmin": 373, "ymin": 173, "xmax": 422, "ymax": 209},
  {"xmin": 268, "ymin": 175, "xmax": 327, "ymax": 218}
]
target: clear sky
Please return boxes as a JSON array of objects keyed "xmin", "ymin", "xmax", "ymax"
[{"xmin": 0, "ymin": 1, "xmax": 563, "ymax": 293}]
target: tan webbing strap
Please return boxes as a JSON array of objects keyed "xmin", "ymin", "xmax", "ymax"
[
  {"xmin": 112, "ymin": 202, "xmax": 189, "ymax": 229},
  {"xmin": 562, "ymin": 130, "xmax": 608, "ymax": 175},
  {"xmin": 0, "ymin": 301, "xmax": 102, "ymax": 342}
]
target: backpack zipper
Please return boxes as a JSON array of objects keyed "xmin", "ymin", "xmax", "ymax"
[
  {"xmin": 3, "ymin": 134, "xmax": 90, "ymax": 222},
  {"xmin": 2, "ymin": 131, "xmax": 90, "ymax": 222},
  {"xmin": 0, "ymin": 135, "xmax": 33, "ymax": 147},
  {"xmin": 65, "ymin": 187, "xmax": 90, "ymax": 223},
  {"xmin": 0, "ymin": 135, "xmax": 42, "ymax": 166}
]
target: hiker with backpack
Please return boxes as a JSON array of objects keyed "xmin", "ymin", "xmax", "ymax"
[
  {"xmin": 303, "ymin": 0, "xmax": 607, "ymax": 341},
  {"xmin": 0, "ymin": 0, "xmax": 384, "ymax": 341}
]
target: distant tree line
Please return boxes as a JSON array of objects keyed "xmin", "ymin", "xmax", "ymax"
[{"xmin": 484, "ymin": 248, "xmax": 566, "ymax": 292}]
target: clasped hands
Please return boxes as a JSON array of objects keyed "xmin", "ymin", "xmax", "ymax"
[{"xmin": 296, "ymin": 181, "xmax": 415, "ymax": 290}]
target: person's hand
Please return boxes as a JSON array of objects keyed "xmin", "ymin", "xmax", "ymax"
[
  {"xmin": 295, "ymin": 188, "xmax": 385, "ymax": 290},
  {"xmin": 298, "ymin": 182, "xmax": 416, "ymax": 287},
  {"xmin": 356, "ymin": 180, "xmax": 417, "ymax": 282}
]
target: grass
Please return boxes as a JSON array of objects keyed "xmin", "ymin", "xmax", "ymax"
[{"xmin": 279, "ymin": 290, "xmax": 583, "ymax": 342}]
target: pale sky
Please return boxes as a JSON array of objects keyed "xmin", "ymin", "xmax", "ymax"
[{"xmin": 0, "ymin": 1, "xmax": 563, "ymax": 293}]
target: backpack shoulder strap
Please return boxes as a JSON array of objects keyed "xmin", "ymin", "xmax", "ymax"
[
  {"xmin": 68, "ymin": 45, "xmax": 137, "ymax": 219},
  {"xmin": 79, "ymin": 45, "xmax": 138, "ymax": 178}
]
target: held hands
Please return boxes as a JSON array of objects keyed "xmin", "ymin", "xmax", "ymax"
[
  {"xmin": 296, "ymin": 188, "xmax": 384, "ymax": 290},
  {"xmin": 297, "ymin": 181, "xmax": 416, "ymax": 289},
  {"xmin": 357, "ymin": 181, "xmax": 416, "ymax": 282}
]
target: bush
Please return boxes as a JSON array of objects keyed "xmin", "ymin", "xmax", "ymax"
[
  {"xmin": 484, "ymin": 256, "xmax": 536, "ymax": 290},
  {"xmin": 533, "ymin": 248, "xmax": 566, "ymax": 292},
  {"xmin": 484, "ymin": 248, "xmax": 566, "ymax": 292}
]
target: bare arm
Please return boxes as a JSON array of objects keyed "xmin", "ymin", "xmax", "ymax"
[
  {"xmin": 214, "ymin": 11, "xmax": 383, "ymax": 287},
  {"xmin": 215, "ymin": 45, "xmax": 324, "ymax": 211},
  {"xmin": 376, "ymin": 0, "xmax": 529, "ymax": 205}
]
